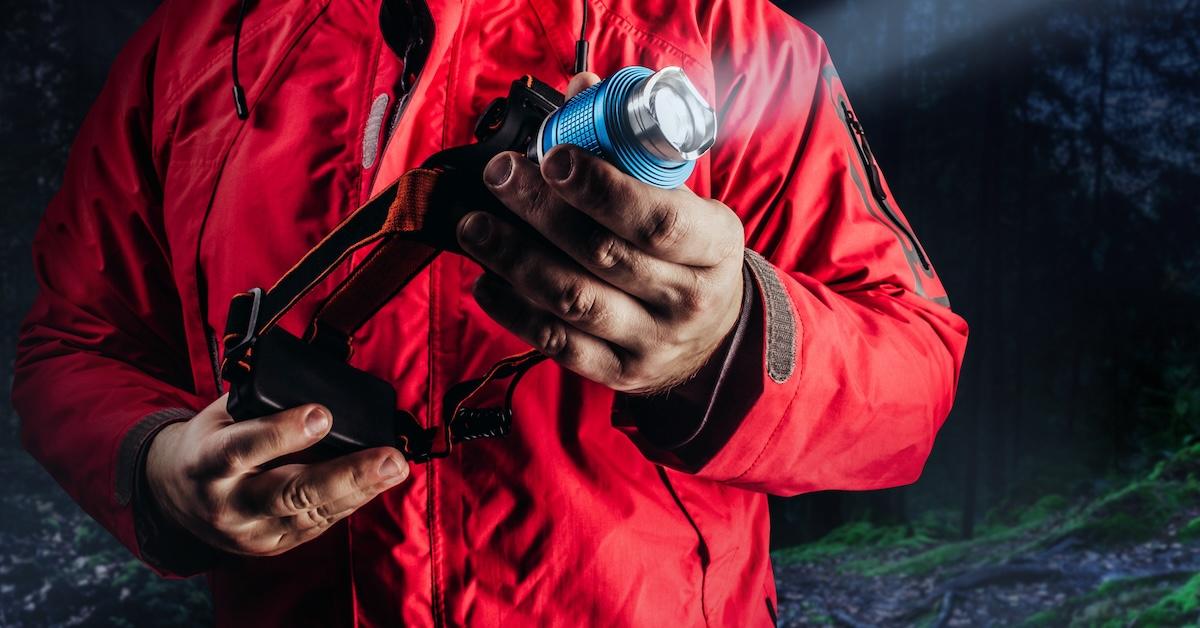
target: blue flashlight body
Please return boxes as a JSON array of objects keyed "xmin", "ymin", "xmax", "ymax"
[{"xmin": 538, "ymin": 66, "xmax": 697, "ymax": 189}]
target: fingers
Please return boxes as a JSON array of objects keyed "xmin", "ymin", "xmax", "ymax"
[
  {"xmin": 541, "ymin": 145, "xmax": 743, "ymax": 267},
  {"xmin": 566, "ymin": 72, "xmax": 601, "ymax": 98},
  {"xmin": 254, "ymin": 475, "xmax": 400, "ymax": 546},
  {"xmin": 456, "ymin": 204, "xmax": 659, "ymax": 351},
  {"xmin": 481, "ymin": 152, "xmax": 700, "ymax": 308},
  {"xmin": 472, "ymin": 273, "xmax": 628, "ymax": 384},
  {"xmin": 235, "ymin": 447, "xmax": 407, "ymax": 521},
  {"xmin": 195, "ymin": 404, "xmax": 332, "ymax": 477}
]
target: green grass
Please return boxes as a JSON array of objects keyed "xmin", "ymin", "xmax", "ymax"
[{"xmin": 772, "ymin": 520, "xmax": 932, "ymax": 566}]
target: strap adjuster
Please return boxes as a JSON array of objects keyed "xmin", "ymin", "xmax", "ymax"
[
  {"xmin": 221, "ymin": 287, "xmax": 264, "ymax": 380},
  {"xmin": 451, "ymin": 407, "xmax": 513, "ymax": 441}
]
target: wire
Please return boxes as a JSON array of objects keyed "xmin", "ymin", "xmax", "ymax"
[
  {"xmin": 574, "ymin": 0, "xmax": 590, "ymax": 74},
  {"xmin": 580, "ymin": 0, "xmax": 588, "ymax": 41},
  {"xmin": 231, "ymin": 0, "xmax": 250, "ymax": 120}
]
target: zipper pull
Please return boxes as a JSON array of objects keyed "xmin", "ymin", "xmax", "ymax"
[{"xmin": 841, "ymin": 101, "xmax": 888, "ymax": 204}]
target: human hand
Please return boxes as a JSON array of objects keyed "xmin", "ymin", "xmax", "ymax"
[
  {"xmin": 457, "ymin": 73, "xmax": 745, "ymax": 394},
  {"xmin": 144, "ymin": 395, "xmax": 409, "ymax": 556}
]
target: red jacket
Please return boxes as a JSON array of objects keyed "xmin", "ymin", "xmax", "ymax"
[{"xmin": 14, "ymin": 0, "xmax": 967, "ymax": 625}]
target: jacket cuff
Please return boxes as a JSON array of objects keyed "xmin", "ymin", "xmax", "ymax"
[
  {"xmin": 114, "ymin": 408, "xmax": 195, "ymax": 505},
  {"xmin": 116, "ymin": 408, "xmax": 217, "ymax": 576},
  {"xmin": 614, "ymin": 249, "xmax": 797, "ymax": 471},
  {"xmin": 613, "ymin": 262, "xmax": 754, "ymax": 450}
]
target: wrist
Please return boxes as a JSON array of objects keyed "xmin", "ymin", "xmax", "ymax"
[
  {"xmin": 143, "ymin": 420, "xmax": 189, "ymax": 529},
  {"xmin": 666, "ymin": 257, "xmax": 747, "ymax": 394},
  {"xmin": 127, "ymin": 409, "xmax": 217, "ymax": 575}
]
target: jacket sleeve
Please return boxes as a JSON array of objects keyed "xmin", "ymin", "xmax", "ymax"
[
  {"xmin": 12, "ymin": 7, "xmax": 211, "ymax": 574},
  {"xmin": 615, "ymin": 1, "xmax": 968, "ymax": 496}
]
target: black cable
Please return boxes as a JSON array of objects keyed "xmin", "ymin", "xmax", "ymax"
[
  {"xmin": 231, "ymin": 0, "xmax": 250, "ymax": 120},
  {"xmin": 579, "ymin": 0, "xmax": 588, "ymax": 41},
  {"xmin": 573, "ymin": 0, "xmax": 589, "ymax": 74}
]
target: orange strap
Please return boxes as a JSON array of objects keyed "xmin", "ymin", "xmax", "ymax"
[{"xmin": 309, "ymin": 168, "xmax": 442, "ymax": 342}]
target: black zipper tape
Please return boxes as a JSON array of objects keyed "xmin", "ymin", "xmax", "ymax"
[{"xmin": 840, "ymin": 101, "xmax": 931, "ymax": 271}]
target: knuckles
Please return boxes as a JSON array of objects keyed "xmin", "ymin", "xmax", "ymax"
[
  {"xmin": 295, "ymin": 504, "xmax": 340, "ymax": 532},
  {"xmin": 585, "ymin": 231, "xmax": 625, "ymax": 270},
  {"xmin": 534, "ymin": 321, "xmax": 570, "ymax": 357},
  {"xmin": 282, "ymin": 476, "xmax": 320, "ymax": 514},
  {"xmin": 553, "ymin": 279, "xmax": 598, "ymax": 323},
  {"xmin": 659, "ymin": 277, "xmax": 705, "ymax": 317},
  {"xmin": 633, "ymin": 202, "xmax": 687, "ymax": 254}
]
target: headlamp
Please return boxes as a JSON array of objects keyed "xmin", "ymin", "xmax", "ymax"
[{"xmin": 534, "ymin": 66, "xmax": 717, "ymax": 189}]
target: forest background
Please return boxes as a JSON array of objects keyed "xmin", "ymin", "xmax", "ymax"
[{"xmin": 1, "ymin": 0, "xmax": 1197, "ymax": 625}]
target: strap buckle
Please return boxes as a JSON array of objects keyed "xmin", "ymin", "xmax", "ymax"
[
  {"xmin": 221, "ymin": 287, "xmax": 264, "ymax": 381},
  {"xmin": 396, "ymin": 417, "xmax": 450, "ymax": 463}
]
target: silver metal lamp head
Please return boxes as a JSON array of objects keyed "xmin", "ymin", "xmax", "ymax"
[{"xmin": 625, "ymin": 66, "xmax": 717, "ymax": 162}]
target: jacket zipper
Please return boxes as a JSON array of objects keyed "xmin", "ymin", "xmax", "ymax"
[
  {"xmin": 655, "ymin": 466, "xmax": 711, "ymax": 626},
  {"xmin": 382, "ymin": 1, "xmax": 442, "ymax": 624},
  {"xmin": 840, "ymin": 100, "xmax": 930, "ymax": 271}
]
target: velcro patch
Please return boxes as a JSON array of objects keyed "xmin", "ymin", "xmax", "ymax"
[{"xmin": 744, "ymin": 249, "xmax": 797, "ymax": 383}]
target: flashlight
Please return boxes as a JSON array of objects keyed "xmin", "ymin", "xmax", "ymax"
[{"xmin": 534, "ymin": 66, "xmax": 717, "ymax": 189}]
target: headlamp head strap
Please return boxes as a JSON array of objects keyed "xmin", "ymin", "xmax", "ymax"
[
  {"xmin": 221, "ymin": 75, "xmax": 567, "ymax": 461},
  {"xmin": 220, "ymin": 163, "xmax": 546, "ymax": 460}
]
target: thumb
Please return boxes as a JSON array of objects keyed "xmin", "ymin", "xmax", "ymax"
[{"xmin": 566, "ymin": 72, "xmax": 601, "ymax": 99}]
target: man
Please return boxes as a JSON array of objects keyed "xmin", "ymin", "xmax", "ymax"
[{"xmin": 14, "ymin": 0, "xmax": 967, "ymax": 625}]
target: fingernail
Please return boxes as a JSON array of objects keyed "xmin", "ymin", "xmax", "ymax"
[
  {"xmin": 379, "ymin": 456, "xmax": 405, "ymax": 480},
  {"xmin": 460, "ymin": 213, "xmax": 492, "ymax": 245},
  {"xmin": 304, "ymin": 407, "xmax": 330, "ymax": 437},
  {"xmin": 544, "ymin": 148, "xmax": 573, "ymax": 182},
  {"xmin": 484, "ymin": 154, "xmax": 514, "ymax": 187}
]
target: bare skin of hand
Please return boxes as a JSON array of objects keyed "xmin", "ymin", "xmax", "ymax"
[
  {"xmin": 145, "ymin": 395, "xmax": 409, "ymax": 556},
  {"xmin": 457, "ymin": 73, "xmax": 745, "ymax": 394}
]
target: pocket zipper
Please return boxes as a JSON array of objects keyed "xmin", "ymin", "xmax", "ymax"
[
  {"xmin": 207, "ymin": 329, "xmax": 223, "ymax": 395},
  {"xmin": 840, "ymin": 101, "xmax": 931, "ymax": 271}
]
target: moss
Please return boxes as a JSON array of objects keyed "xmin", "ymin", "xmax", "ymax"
[
  {"xmin": 858, "ymin": 537, "xmax": 977, "ymax": 577},
  {"xmin": 1016, "ymin": 572, "xmax": 1196, "ymax": 626},
  {"xmin": 857, "ymin": 514, "xmax": 1049, "ymax": 578},
  {"xmin": 913, "ymin": 508, "xmax": 961, "ymax": 540},
  {"xmin": 772, "ymin": 520, "xmax": 928, "ymax": 566},
  {"xmin": 1018, "ymin": 494, "xmax": 1071, "ymax": 527},
  {"xmin": 1021, "ymin": 607, "xmax": 1066, "ymax": 627},
  {"xmin": 1179, "ymin": 516, "xmax": 1200, "ymax": 541},
  {"xmin": 1133, "ymin": 572, "xmax": 1200, "ymax": 625},
  {"xmin": 1050, "ymin": 478, "xmax": 1199, "ymax": 546},
  {"xmin": 1150, "ymin": 442, "xmax": 1200, "ymax": 482}
]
